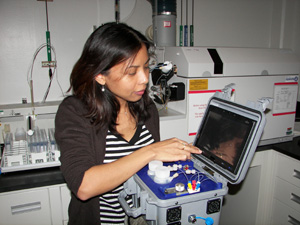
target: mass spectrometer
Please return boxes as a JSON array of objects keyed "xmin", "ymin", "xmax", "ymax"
[{"xmin": 153, "ymin": 47, "xmax": 300, "ymax": 145}]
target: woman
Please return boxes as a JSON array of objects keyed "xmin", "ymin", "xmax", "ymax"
[{"xmin": 55, "ymin": 22, "xmax": 201, "ymax": 225}]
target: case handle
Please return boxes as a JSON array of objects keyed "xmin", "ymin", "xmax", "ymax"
[{"xmin": 118, "ymin": 190, "xmax": 142, "ymax": 218}]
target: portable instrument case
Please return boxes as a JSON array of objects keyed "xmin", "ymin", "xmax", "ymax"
[{"xmin": 119, "ymin": 86, "xmax": 269, "ymax": 225}]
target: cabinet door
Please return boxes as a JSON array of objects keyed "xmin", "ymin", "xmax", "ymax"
[
  {"xmin": 274, "ymin": 177, "xmax": 300, "ymax": 213},
  {"xmin": 272, "ymin": 199, "xmax": 300, "ymax": 225},
  {"xmin": 276, "ymin": 153, "xmax": 300, "ymax": 188},
  {"xmin": 0, "ymin": 188, "xmax": 52, "ymax": 225},
  {"xmin": 60, "ymin": 184, "xmax": 71, "ymax": 224}
]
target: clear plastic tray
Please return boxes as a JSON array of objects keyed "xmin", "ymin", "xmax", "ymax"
[{"xmin": 1, "ymin": 128, "xmax": 60, "ymax": 173}]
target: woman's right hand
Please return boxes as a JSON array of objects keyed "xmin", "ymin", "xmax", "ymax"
[
  {"xmin": 77, "ymin": 137, "xmax": 201, "ymax": 200},
  {"xmin": 144, "ymin": 137, "xmax": 202, "ymax": 162}
]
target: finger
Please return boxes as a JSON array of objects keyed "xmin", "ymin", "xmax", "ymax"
[
  {"xmin": 176, "ymin": 139, "xmax": 189, "ymax": 150},
  {"xmin": 162, "ymin": 154, "xmax": 188, "ymax": 162},
  {"xmin": 177, "ymin": 141, "xmax": 201, "ymax": 154},
  {"xmin": 174, "ymin": 140, "xmax": 186, "ymax": 150},
  {"xmin": 183, "ymin": 143, "xmax": 202, "ymax": 154}
]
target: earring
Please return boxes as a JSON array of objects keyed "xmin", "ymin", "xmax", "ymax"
[{"xmin": 101, "ymin": 85, "xmax": 105, "ymax": 92}]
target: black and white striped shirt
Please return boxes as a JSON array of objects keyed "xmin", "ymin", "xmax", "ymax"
[{"xmin": 100, "ymin": 124, "xmax": 154, "ymax": 224}]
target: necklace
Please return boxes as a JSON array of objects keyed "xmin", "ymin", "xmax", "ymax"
[
  {"xmin": 120, "ymin": 103, "xmax": 129, "ymax": 116},
  {"xmin": 119, "ymin": 109, "xmax": 128, "ymax": 116}
]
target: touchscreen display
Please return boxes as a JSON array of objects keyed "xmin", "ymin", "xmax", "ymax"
[{"xmin": 194, "ymin": 104, "xmax": 257, "ymax": 174}]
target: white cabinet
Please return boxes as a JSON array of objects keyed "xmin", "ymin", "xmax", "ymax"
[
  {"xmin": 0, "ymin": 188, "xmax": 52, "ymax": 225},
  {"xmin": 60, "ymin": 184, "xmax": 71, "ymax": 225},
  {"xmin": 272, "ymin": 199, "xmax": 300, "ymax": 225},
  {"xmin": 220, "ymin": 150, "xmax": 300, "ymax": 225},
  {"xmin": 271, "ymin": 152, "xmax": 300, "ymax": 225},
  {"xmin": 0, "ymin": 184, "xmax": 71, "ymax": 225},
  {"xmin": 220, "ymin": 151, "xmax": 268, "ymax": 225}
]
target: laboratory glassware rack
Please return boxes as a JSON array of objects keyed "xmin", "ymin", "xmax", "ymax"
[{"xmin": 1, "ymin": 128, "xmax": 60, "ymax": 173}]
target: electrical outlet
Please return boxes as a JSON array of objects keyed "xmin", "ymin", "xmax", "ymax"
[{"xmin": 42, "ymin": 61, "xmax": 56, "ymax": 67}]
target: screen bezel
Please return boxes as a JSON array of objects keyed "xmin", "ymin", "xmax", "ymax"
[{"xmin": 193, "ymin": 97, "xmax": 262, "ymax": 181}]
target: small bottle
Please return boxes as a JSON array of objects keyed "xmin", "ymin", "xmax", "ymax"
[{"xmin": 15, "ymin": 128, "xmax": 26, "ymax": 141}]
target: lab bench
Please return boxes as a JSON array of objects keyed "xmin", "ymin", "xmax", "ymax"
[
  {"xmin": 0, "ymin": 138, "xmax": 300, "ymax": 225},
  {"xmin": 0, "ymin": 167, "xmax": 65, "ymax": 193}
]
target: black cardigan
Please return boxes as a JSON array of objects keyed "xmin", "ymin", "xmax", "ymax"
[{"xmin": 55, "ymin": 96, "xmax": 160, "ymax": 225}]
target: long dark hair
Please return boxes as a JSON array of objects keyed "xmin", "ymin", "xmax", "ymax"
[{"xmin": 69, "ymin": 22, "xmax": 154, "ymax": 133}]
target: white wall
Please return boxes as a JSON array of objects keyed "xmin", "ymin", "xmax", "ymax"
[
  {"xmin": 0, "ymin": 0, "xmax": 98, "ymax": 104},
  {"xmin": 181, "ymin": 0, "xmax": 300, "ymax": 50},
  {"xmin": 0, "ymin": 0, "xmax": 152, "ymax": 105},
  {"xmin": 0, "ymin": 0, "xmax": 299, "ymax": 105}
]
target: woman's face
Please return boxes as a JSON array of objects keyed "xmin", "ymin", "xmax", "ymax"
[{"xmin": 95, "ymin": 44, "xmax": 150, "ymax": 105}]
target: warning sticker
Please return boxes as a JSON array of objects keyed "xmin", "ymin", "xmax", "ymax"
[
  {"xmin": 188, "ymin": 90, "xmax": 216, "ymax": 136},
  {"xmin": 189, "ymin": 79, "xmax": 208, "ymax": 91},
  {"xmin": 188, "ymin": 89, "xmax": 235, "ymax": 136},
  {"xmin": 163, "ymin": 21, "xmax": 171, "ymax": 27}
]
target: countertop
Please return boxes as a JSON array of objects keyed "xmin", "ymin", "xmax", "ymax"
[
  {"xmin": 256, "ymin": 130, "xmax": 300, "ymax": 161},
  {"xmin": 265, "ymin": 136, "xmax": 300, "ymax": 161},
  {"xmin": 0, "ymin": 167, "xmax": 65, "ymax": 193},
  {"xmin": 1, "ymin": 135, "xmax": 300, "ymax": 193}
]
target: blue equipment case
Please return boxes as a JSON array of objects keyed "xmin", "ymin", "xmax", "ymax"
[{"xmin": 119, "ymin": 85, "xmax": 270, "ymax": 225}]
